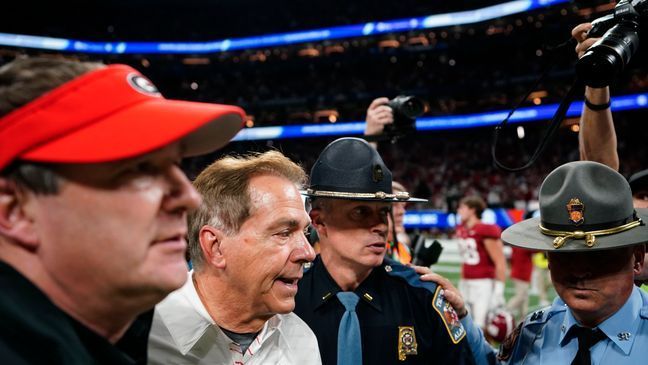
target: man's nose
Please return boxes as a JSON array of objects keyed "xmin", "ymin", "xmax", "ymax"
[
  {"xmin": 292, "ymin": 232, "xmax": 316, "ymax": 263},
  {"xmin": 163, "ymin": 165, "xmax": 202, "ymax": 213}
]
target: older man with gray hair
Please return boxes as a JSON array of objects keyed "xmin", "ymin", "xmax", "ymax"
[{"xmin": 148, "ymin": 151, "xmax": 320, "ymax": 364}]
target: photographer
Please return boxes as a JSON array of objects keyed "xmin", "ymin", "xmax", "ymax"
[
  {"xmin": 365, "ymin": 97, "xmax": 394, "ymax": 145},
  {"xmin": 365, "ymin": 95, "xmax": 425, "ymax": 146}
]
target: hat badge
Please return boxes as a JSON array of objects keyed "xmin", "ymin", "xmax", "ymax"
[
  {"xmin": 372, "ymin": 164, "xmax": 384, "ymax": 182},
  {"xmin": 566, "ymin": 198, "xmax": 585, "ymax": 225},
  {"xmin": 127, "ymin": 73, "xmax": 161, "ymax": 96}
]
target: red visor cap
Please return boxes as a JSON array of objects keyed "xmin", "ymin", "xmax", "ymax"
[{"xmin": 0, "ymin": 64, "xmax": 245, "ymax": 169}]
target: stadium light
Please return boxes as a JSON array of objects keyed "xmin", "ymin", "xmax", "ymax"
[{"xmin": 0, "ymin": 0, "xmax": 568, "ymax": 54}]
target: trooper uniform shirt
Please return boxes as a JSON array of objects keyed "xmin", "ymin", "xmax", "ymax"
[
  {"xmin": 0, "ymin": 261, "xmax": 136, "ymax": 365},
  {"xmin": 295, "ymin": 256, "xmax": 476, "ymax": 365},
  {"xmin": 463, "ymin": 286, "xmax": 648, "ymax": 365}
]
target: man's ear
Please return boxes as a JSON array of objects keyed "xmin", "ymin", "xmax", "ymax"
[
  {"xmin": 199, "ymin": 225, "xmax": 227, "ymax": 269},
  {"xmin": 632, "ymin": 244, "xmax": 646, "ymax": 276},
  {"xmin": 309, "ymin": 208, "xmax": 326, "ymax": 238},
  {"xmin": 0, "ymin": 178, "xmax": 39, "ymax": 249}
]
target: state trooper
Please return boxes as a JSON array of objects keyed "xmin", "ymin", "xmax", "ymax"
[
  {"xmin": 294, "ymin": 137, "xmax": 476, "ymax": 364},
  {"xmin": 442, "ymin": 161, "xmax": 648, "ymax": 364}
]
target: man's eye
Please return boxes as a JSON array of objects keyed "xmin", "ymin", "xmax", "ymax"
[
  {"xmin": 277, "ymin": 230, "xmax": 292, "ymax": 238},
  {"xmin": 134, "ymin": 162, "xmax": 158, "ymax": 174},
  {"xmin": 351, "ymin": 207, "xmax": 368, "ymax": 218},
  {"xmin": 120, "ymin": 162, "xmax": 156, "ymax": 177}
]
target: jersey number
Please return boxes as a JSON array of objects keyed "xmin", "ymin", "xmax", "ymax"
[{"xmin": 457, "ymin": 238, "xmax": 480, "ymax": 265}]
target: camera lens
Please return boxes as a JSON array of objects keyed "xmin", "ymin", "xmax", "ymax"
[
  {"xmin": 576, "ymin": 23, "xmax": 639, "ymax": 87},
  {"xmin": 389, "ymin": 96, "xmax": 426, "ymax": 119},
  {"xmin": 383, "ymin": 95, "xmax": 425, "ymax": 136},
  {"xmin": 399, "ymin": 97, "xmax": 425, "ymax": 118}
]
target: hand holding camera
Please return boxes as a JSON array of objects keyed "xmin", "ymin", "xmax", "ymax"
[
  {"xmin": 365, "ymin": 97, "xmax": 394, "ymax": 136},
  {"xmin": 576, "ymin": 0, "xmax": 644, "ymax": 87},
  {"xmin": 364, "ymin": 95, "xmax": 426, "ymax": 141},
  {"xmin": 572, "ymin": 23, "xmax": 599, "ymax": 59}
]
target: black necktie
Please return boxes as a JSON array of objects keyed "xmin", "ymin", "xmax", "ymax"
[{"xmin": 570, "ymin": 326, "xmax": 606, "ymax": 365}]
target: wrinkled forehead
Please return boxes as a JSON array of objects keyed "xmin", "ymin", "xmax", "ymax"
[{"xmin": 248, "ymin": 175, "xmax": 305, "ymax": 210}]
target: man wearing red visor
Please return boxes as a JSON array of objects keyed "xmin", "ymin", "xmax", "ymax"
[{"xmin": 0, "ymin": 57, "xmax": 244, "ymax": 364}]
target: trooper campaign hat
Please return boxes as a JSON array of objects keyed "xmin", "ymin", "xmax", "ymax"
[
  {"xmin": 502, "ymin": 161, "xmax": 648, "ymax": 251},
  {"xmin": 304, "ymin": 137, "xmax": 426, "ymax": 202}
]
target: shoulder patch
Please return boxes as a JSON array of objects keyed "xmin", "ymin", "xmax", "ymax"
[
  {"xmin": 497, "ymin": 321, "xmax": 523, "ymax": 361},
  {"xmin": 432, "ymin": 286, "xmax": 466, "ymax": 344}
]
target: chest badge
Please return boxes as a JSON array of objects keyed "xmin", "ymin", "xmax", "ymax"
[
  {"xmin": 398, "ymin": 326, "xmax": 418, "ymax": 361},
  {"xmin": 566, "ymin": 198, "xmax": 585, "ymax": 225}
]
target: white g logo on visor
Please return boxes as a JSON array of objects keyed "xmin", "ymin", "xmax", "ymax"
[{"xmin": 127, "ymin": 73, "xmax": 161, "ymax": 96}]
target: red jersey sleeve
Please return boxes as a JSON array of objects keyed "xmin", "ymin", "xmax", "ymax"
[{"xmin": 475, "ymin": 223, "xmax": 501, "ymax": 239}]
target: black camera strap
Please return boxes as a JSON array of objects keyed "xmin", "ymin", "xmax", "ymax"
[
  {"xmin": 491, "ymin": 78, "xmax": 584, "ymax": 172},
  {"xmin": 388, "ymin": 208, "xmax": 399, "ymax": 251},
  {"xmin": 491, "ymin": 39, "xmax": 584, "ymax": 172}
]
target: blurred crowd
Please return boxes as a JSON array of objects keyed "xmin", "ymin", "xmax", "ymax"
[
  {"xmin": 129, "ymin": 2, "xmax": 648, "ymax": 128},
  {"xmin": 198, "ymin": 110, "xmax": 646, "ymax": 213}
]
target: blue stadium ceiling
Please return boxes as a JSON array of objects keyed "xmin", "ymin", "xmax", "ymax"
[
  {"xmin": 3, "ymin": 0, "xmax": 573, "ymax": 41},
  {"xmin": 0, "ymin": 0, "xmax": 569, "ymax": 54}
]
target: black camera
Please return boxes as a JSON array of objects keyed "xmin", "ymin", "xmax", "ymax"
[
  {"xmin": 384, "ymin": 95, "xmax": 426, "ymax": 136},
  {"xmin": 576, "ymin": 0, "xmax": 646, "ymax": 87},
  {"xmin": 410, "ymin": 236, "xmax": 443, "ymax": 267}
]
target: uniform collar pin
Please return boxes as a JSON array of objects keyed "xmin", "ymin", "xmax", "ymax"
[
  {"xmin": 530, "ymin": 310, "xmax": 544, "ymax": 321},
  {"xmin": 617, "ymin": 332, "xmax": 631, "ymax": 341}
]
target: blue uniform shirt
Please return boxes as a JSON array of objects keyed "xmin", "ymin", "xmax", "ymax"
[
  {"xmin": 463, "ymin": 286, "xmax": 648, "ymax": 364},
  {"xmin": 295, "ymin": 255, "xmax": 476, "ymax": 364}
]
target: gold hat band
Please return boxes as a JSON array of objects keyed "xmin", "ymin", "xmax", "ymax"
[
  {"xmin": 539, "ymin": 218, "xmax": 643, "ymax": 249},
  {"xmin": 306, "ymin": 189, "xmax": 411, "ymax": 200}
]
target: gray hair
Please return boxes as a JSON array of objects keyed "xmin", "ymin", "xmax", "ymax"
[{"xmin": 188, "ymin": 151, "xmax": 306, "ymax": 270}]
